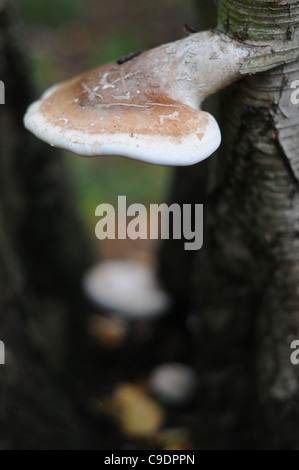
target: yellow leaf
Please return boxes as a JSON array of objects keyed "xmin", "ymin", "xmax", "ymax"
[{"xmin": 114, "ymin": 384, "xmax": 164, "ymax": 438}]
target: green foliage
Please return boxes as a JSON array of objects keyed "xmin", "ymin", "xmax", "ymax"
[
  {"xmin": 88, "ymin": 30, "xmax": 144, "ymax": 67},
  {"xmin": 30, "ymin": 52, "xmax": 61, "ymax": 90},
  {"xmin": 194, "ymin": 0, "xmax": 216, "ymax": 29},
  {"xmin": 65, "ymin": 154, "xmax": 171, "ymax": 233},
  {"xmin": 18, "ymin": 0, "xmax": 84, "ymax": 26}
]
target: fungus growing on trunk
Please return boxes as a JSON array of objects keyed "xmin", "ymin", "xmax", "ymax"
[{"xmin": 24, "ymin": 31, "xmax": 256, "ymax": 166}]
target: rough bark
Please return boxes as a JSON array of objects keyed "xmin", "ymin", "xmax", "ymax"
[
  {"xmin": 160, "ymin": 0, "xmax": 299, "ymax": 449},
  {"xmin": 0, "ymin": 0, "xmax": 95, "ymax": 449}
]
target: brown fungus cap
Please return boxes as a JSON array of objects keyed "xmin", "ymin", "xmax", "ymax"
[{"xmin": 25, "ymin": 31, "xmax": 252, "ymax": 166}]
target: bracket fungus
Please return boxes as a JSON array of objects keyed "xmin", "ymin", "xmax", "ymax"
[
  {"xmin": 149, "ymin": 363, "xmax": 198, "ymax": 406},
  {"xmin": 24, "ymin": 31, "xmax": 257, "ymax": 166},
  {"xmin": 83, "ymin": 260, "xmax": 171, "ymax": 320}
]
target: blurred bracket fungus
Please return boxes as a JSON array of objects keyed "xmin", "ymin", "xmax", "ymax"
[
  {"xmin": 83, "ymin": 260, "xmax": 171, "ymax": 321},
  {"xmin": 149, "ymin": 363, "xmax": 198, "ymax": 406},
  {"xmin": 23, "ymin": 28, "xmax": 296, "ymax": 166}
]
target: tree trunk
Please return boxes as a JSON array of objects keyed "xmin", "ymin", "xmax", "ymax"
[
  {"xmin": 0, "ymin": 0, "xmax": 95, "ymax": 449},
  {"xmin": 160, "ymin": 0, "xmax": 299, "ymax": 449}
]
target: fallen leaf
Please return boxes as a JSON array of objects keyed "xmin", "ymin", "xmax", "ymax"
[
  {"xmin": 88, "ymin": 314, "xmax": 127, "ymax": 348},
  {"xmin": 114, "ymin": 384, "xmax": 164, "ymax": 438}
]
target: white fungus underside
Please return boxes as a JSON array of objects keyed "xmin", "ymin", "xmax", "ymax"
[
  {"xmin": 83, "ymin": 260, "xmax": 171, "ymax": 320},
  {"xmin": 24, "ymin": 100, "xmax": 221, "ymax": 167},
  {"xmin": 149, "ymin": 363, "xmax": 198, "ymax": 405}
]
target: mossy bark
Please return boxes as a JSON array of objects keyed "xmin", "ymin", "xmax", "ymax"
[
  {"xmin": 0, "ymin": 0, "xmax": 95, "ymax": 449},
  {"xmin": 160, "ymin": 0, "xmax": 299, "ymax": 449}
]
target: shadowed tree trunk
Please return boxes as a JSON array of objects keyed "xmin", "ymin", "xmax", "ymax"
[
  {"xmin": 0, "ymin": 0, "xmax": 96, "ymax": 449},
  {"xmin": 160, "ymin": 0, "xmax": 299, "ymax": 449},
  {"xmin": 159, "ymin": 0, "xmax": 217, "ymax": 316}
]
